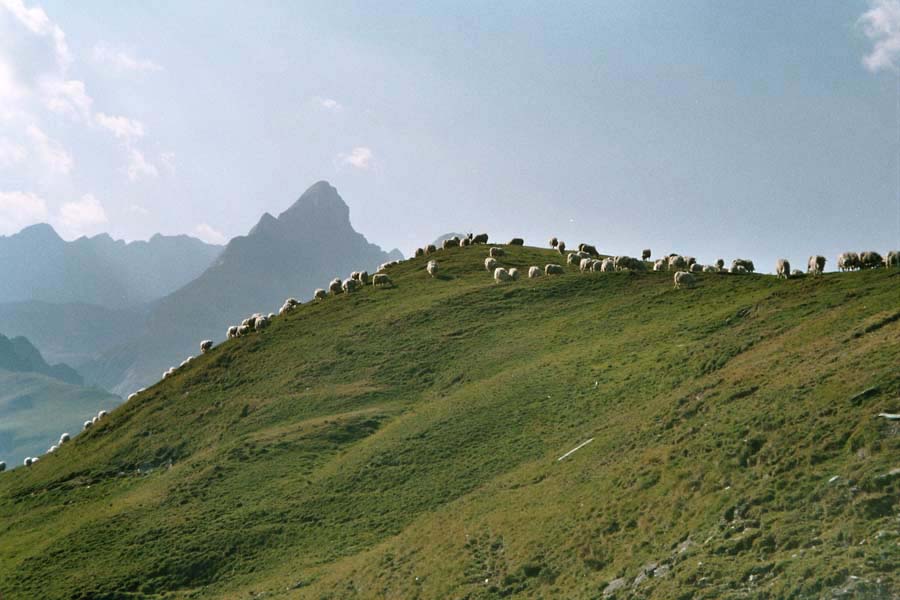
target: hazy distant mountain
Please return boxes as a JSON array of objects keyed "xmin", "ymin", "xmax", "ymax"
[
  {"xmin": 82, "ymin": 181, "xmax": 403, "ymax": 395},
  {"xmin": 0, "ymin": 333, "xmax": 82, "ymax": 385},
  {"xmin": 0, "ymin": 302, "xmax": 145, "ymax": 367},
  {"xmin": 0, "ymin": 224, "xmax": 222, "ymax": 308}
]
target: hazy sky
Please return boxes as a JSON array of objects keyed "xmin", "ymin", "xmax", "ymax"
[{"xmin": 0, "ymin": 0, "xmax": 898, "ymax": 272}]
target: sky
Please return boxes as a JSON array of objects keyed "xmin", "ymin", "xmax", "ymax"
[{"xmin": 0, "ymin": 0, "xmax": 898, "ymax": 273}]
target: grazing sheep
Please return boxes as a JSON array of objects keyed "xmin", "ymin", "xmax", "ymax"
[
  {"xmin": 59, "ymin": 433, "xmax": 70, "ymax": 444},
  {"xmin": 685, "ymin": 256, "xmax": 697, "ymax": 268},
  {"xmin": 567, "ymin": 253, "xmax": 582, "ymax": 266},
  {"xmin": 485, "ymin": 257, "xmax": 498, "ymax": 271},
  {"xmin": 837, "ymin": 252, "xmax": 860, "ymax": 271},
  {"xmin": 690, "ymin": 263, "xmax": 702, "ymax": 273},
  {"xmin": 493, "ymin": 267, "xmax": 512, "ymax": 282},
  {"xmin": 508, "ymin": 238, "xmax": 524, "ymax": 246},
  {"xmin": 314, "ymin": 288, "xmax": 327, "ymax": 300},
  {"xmin": 329, "ymin": 278, "xmax": 343, "ymax": 294},
  {"xmin": 92, "ymin": 415, "xmax": 99, "ymax": 424},
  {"xmin": 668, "ymin": 255, "xmax": 687, "ymax": 271},
  {"xmin": 615, "ymin": 256, "xmax": 644, "ymax": 271},
  {"xmin": 442, "ymin": 237, "xmax": 460, "ymax": 249},
  {"xmin": 352, "ymin": 270, "xmax": 369, "ymax": 284},
  {"xmin": 579, "ymin": 257, "xmax": 593, "ymax": 272},
  {"xmin": 241, "ymin": 314, "xmax": 261, "ymax": 329},
  {"xmin": 715, "ymin": 259, "xmax": 725, "ymax": 270},
  {"xmin": 98, "ymin": 410, "xmax": 108, "ymax": 418},
  {"xmin": 255, "ymin": 315, "xmax": 270, "ymax": 330},
  {"xmin": 601, "ymin": 258, "xmax": 615, "ymax": 272},
  {"xmin": 731, "ymin": 258, "xmax": 755, "ymax": 273},
  {"xmin": 415, "ymin": 247, "xmax": 425, "ymax": 257},
  {"xmin": 163, "ymin": 367, "xmax": 176, "ymax": 379},
  {"xmin": 425, "ymin": 244, "xmax": 438, "ymax": 254},
  {"xmin": 859, "ymin": 251, "xmax": 883, "ymax": 269},
  {"xmin": 807, "ymin": 255, "xmax": 826, "ymax": 275},
  {"xmin": 459, "ymin": 237, "xmax": 471, "ymax": 247},
  {"xmin": 48, "ymin": 445, "xmax": 58, "ymax": 453},
  {"xmin": 489, "ymin": 247, "xmax": 505, "ymax": 258},
  {"xmin": 509, "ymin": 267, "xmax": 520, "ymax": 280},
  {"xmin": 545, "ymin": 263, "xmax": 565, "ymax": 275},
  {"xmin": 886, "ymin": 250, "xmax": 900, "ymax": 267},
  {"xmin": 237, "ymin": 325, "xmax": 250, "ymax": 336},
  {"xmin": 342, "ymin": 278, "xmax": 360, "ymax": 294},
  {"xmin": 776, "ymin": 258, "xmax": 790, "ymax": 279},
  {"xmin": 473, "ymin": 233, "xmax": 489, "ymax": 244},
  {"xmin": 549, "ymin": 237, "xmax": 559, "ymax": 248},
  {"xmin": 591, "ymin": 259, "xmax": 604, "ymax": 272},
  {"xmin": 528, "ymin": 266, "xmax": 542, "ymax": 278},
  {"xmin": 653, "ymin": 259, "xmax": 667, "ymax": 271},
  {"xmin": 702, "ymin": 265, "xmax": 718, "ymax": 273},
  {"xmin": 24, "ymin": 457, "xmax": 32, "ymax": 467},
  {"xmin": 642, "ymin": 249, "xmax": 651, "ymax": 261},
  {"xmin": 579, "ymin": 243, "xmax": 599, "ymax": 256},
  {"xmin": 732, "ymin": 265, "xmax": 748, "ymax": 274},
  {"xmin": 372, "ymin": 273, "xmax": 393, "ymax": 287},
  {"xmin": 180, "ymin": 356, "xmax": 193, "ymax": 368},
  {"xmin": 0, "ymin": 461, "xmax": 5, "ymax": 472},
  {"xmin": 673, "ymin": 271, "xmax": 696, "ymax": 289},
  {"xmin": 83, "ymin": 420, "xmax": 92, "ymax": 430},
  {"xmin": 200, "ymin": 340, "xmax": 213, "ymax": 354},
  {"xmin": 557, "ymin": 241, "xmax": 566, "ymax": 253},
  {"xmin": 427, "ymin": 260, "xmax": 438, "ymax": 277},
  {"xmin": 791, "ymin": 269, "xmax": 805, "ymax": 277},
  {"xmin": 227, "ymin": 325, "xmax": 239, "ymax": 339}
]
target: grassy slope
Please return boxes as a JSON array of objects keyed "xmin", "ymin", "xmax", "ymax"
[
  {"xmin": 0, "ymin": 244, "xmax": 897, "ymax": 599},
  {"xmin": 0, "ymin": 371, "xmax": 120, "ymax": 465}
]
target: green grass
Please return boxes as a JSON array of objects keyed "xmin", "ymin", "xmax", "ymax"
[{"xmin": 0, "ymin": 244, "xmax": 898, "ymax": 599}]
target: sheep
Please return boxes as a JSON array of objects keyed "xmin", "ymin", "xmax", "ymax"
[
  {"xmin": 791, "ymin": 269, "xmax": 805, "ymax": 277},
  {"xmin": 837, "ymin": 252, "xmax": 860, "ymax": 271},
  {"xmin": 549, "ymin": 237, "xmax": 559, "ymax": 248},
  {"xmin": 254, "ymin": 315, "xmax": 270, "ymax": 330},
  {"xmin": 92, "ymin": 415, "xmax": 99, "ymax": 424},
  {"xmin": 776, "ymin": 258, "xmax": 790, "ymax": 279},
  {"xmin": 578, "ymin": 243, "xmax": 599, "ymax": 256},
  {"xmin": 0, "ymin": 461, "xmax": 5, "ymax": 472},
  {"xmin": 489, "ymin": 247, "xmax": 505, "ymax": 258},
  {"xmin": 237, "ymin": 325, "xmax": 250, "ymax": 336},
  {"xmin": 509, "ymin": 267, "xmax": 520, "ymax": 280},
  {"xmin": 24, "ymin": 457, "xmax": 32, "ymax": 467},
  {"xmin": 342, "ymin": 278, "xmax": 360, "ymax": 294},
  {"xmin": 459, "ymin": 237, "xmax": 471, "ymax": 247},
  {"xmin": 279, "ymin": 299, "xmax": 298, "ymax": 315},
  {"xmin": 668, "ymin": 255, "xmax": 687, "ymax": 271},
  {"xmin": 415, "ymin": 247, "xmax": 425, "ymax": 257},
  {"xmin": 732, "ymin": 265, "xmax": 748, "ymax": 274},
  {"xmin": 127, "ymin": 389, "xmax": 144, "ymax": 401},
  {"xmin": 545, "ymin": 263, "xmax": 565, "ymax": 275},
  {"xmin": 673, "ymin": 271, "xmax": 696, "ymax": 289},
  {"xmin": 473, "ymin": 233, "xmax": 489, "ymax": 244},
  {"xmin": 372, "ymin": 273, "xmax": 393, "ymax": 287},
  {"xmin": 163, "ymin": 366, "xmax": 176, "ymax": 379},
  {"xmin": 48, "ymin": 445, "xmax": 58, "ymax": 453},
  {"xmin": 685, "ymin": 256, "xmax": 697, "ymax": 268},
  {"xmin": 493, "ymin": 267, "xmax": 512, "ymax": 282},
  {"xmin": 579, "ymin": 257, "xmax": 593, "ymax": 272},
  {"xmin": 442, "ymin": 237, "xmax": 460, "ymax": 249},
  {"xmin": 427, "ymin": 260, "xmax": 438, "ymax": 277},
  {"xmin": 702, "ymin": 264, "xmax": 718, "ymax": 273},
  {"xmin": 731, "ymin": 258, "xmax": 755, "ymax": 273},
  {"xmin": 887, "ymin": 250, "xmax": 900, "ymax": 267},
  {"xmin": 642, "ymin": 249, "xmax": 651, "ymax": 261},
  {"xmin": 314, "ymin": 288, "xmax": 327, "ymax": 300},
  {"xmin": 359, "ymin": 271, "xmax": 370, "ymax": 284},
  {"xmin": 59, "ymin": 433, "xmax": 70, "ymax": 444},
  {"xmin": 591, "ymin": 259, "xmax": 604, "ymax": 272},
  {"xmin": 601, "ymin": 258, "xmax": 615, "ymax": 272},
  {"xmin": 615, "ymin": 256, "xmax": 644, "ymax": 271},
  {"xmin": 227, "ymin": 325, "xmax": 239, "ymax": 339},
  {"xmin": 653, "ymin": 259, "xmax": 667, "ymax": 271},
  {"xmin": 528, "ymin": 266, "xmax": 542, "ymax": 278},
  {"xmin": 98, "ymin": 410, "xmax": 108, "ymax": 418},
  {"xmin": 83, "ymin": 420, "xmax": 92, "ymax": 430},
  {"xmin": 241, "ymin": 314, "xmax": 260, "ymax": 329},
  {"xmin": 200, "ymin": 340, "xmax": 214, "ymax": 354},
  {"xmin": 425, "ymin": 244, "xmax": 438, "ymax": 254},
  {"xmin": 557, "ymin": 241, "xmax": 566, "ymax": 253},
  {"xmin": 567, "ymin": 253, "xmax": 582, "ymax": 266},
  {"xmin": 859, "ymin": 251, "xmax": 883, "ymax": 269},
  {"xmin": 508, "ymin": 238, "xmax": 524, "ymax": 246},
  {"xmin": 715, "ymin": 259, "xmax": 725, "ymax": 270},
  {"xmin": 807, "ymin": 255, "xmax": 826, "ymax": 275},
  {"xmin": 329, "ymin": 278, "xmax": 343, "ymax": 295},
  {"xmin": 690, "ymin": 263, "xmax": 702, "ymax": 273},
  {"xmin": 485, "ymin": 257, "xmax": 498, "ymax": 272}
]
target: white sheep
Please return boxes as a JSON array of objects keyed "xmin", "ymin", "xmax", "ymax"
[
  {"xmin": 591, "ymin": 259, "xmax": 603, "ymax": 272},
  {"xmin": 579, "ymin": 243, "xmax": 599, "ymax": 256},
  {"xmin": 48, "ymin": 445, "xmax": 58, "ymax": 453},
  {"xmin": 227, "ymin": 325, "xmax": 239, "ymax": 339},
  {"xmin": 180, "ymin": 356, "xmax": 193, "ymax": 368},
  {"xmin": 442, "ymin": 237, "xmax": 460, "ymax": 249},
  {"xmin": 860, "ymin": 251, "xmax": 883, "ymax": 269},
  {"xmin": 702, "ymin": 265, "xmax": 718, "ymax": 273},
  {"xmin": 494, "ymin": 267, "xmax": 512, "ymax": 282},
  {"xmin": 653, "ymin": 259, "xmax": 667, "ymax": 271},
  {"xmin": 98, "ymin": 410, "xmax": 108, "ymax": 418},
  {"xmin": 0, "ymin": 461, "xmax": 5, "ymax": 472},
  {"xmin": 254, "ymin": 315, "xmax": 270, "ymax": 330},
  {"xmin": 473, "ymin": 233, "xmax": 489, "ymax": 244},
  {"xmin": 566, "ymin": 253, "xmax": 581, "ymax": 266},
  {"xmin": 200, "ymin": 340, "xmax": 214, "ymax": 354},
  {"xmin": 329, "ymin": 278, "xmax": 343, "ymax": 294},
  {"xmin": 485, "ymin": 257, "xmax": 498, "ymax": 272},
  {"xmin": 775, "ymin": 258, "xmax": 790, "ymax": 279},
  {"xmin": 732, "ymin": 258, "xmax": 755, "ymax": 273},
  {"xmin": 415, "ymin": 247, "xmax": 425, "ymax": 257},
  {"xmin": 459, "ymin": 237, "xmax": 471, "ymax": 247},
  {"xmin": 24, "ymin": 457, "xmax": 33, "ymax": 467},
  {"xmin": 689, "ymin": 263, "xmax": 702, "ymax": 273},
  {"xmin": 237, "ymin": 325, "xmax": 249, "ymax": 336},
  {"xmin": 342, "ymin": 278, "xmax": 360, "ymax": 294},
  {"xmin": 668, "ymin": 255, "xmax": 687, "ymax": 271},
  {"xmin": 59, "ymin": 433, "xmax": 70, "ymax": 444},
  {"xmin": 601, "ymin": 258, "xmax": 615, "ymax": 272},
  {"xmin": 372, "ymin": 273, "xmax": 393, "ymax": 286},
  {"xmin": 791, "ymin": 269, "xmax": 805, "ymax": 277},
  {"xmin": 84, "ymin": 420, "xmax": 92, "ymax": 430},
  {"xmin": 528, "ymin": 266, "xmax": 542, "ymax": 278},
  {"xmin": 673, "ymin": 271, "xmax": 696, "ymax": 289},
  {"xmin": 489, "ymin": 247, "xmax": 505, "ymax": 258},
  {"xmin": 427, "ymin": 260, "xmax": 439, "ymax": 277},
  {"xmin": 545, "ymin": 263, "xmax": 565, "ymax": 275},
  {"xmin": 837, "ymin": 252, "xmax": 860, "ymax": 271},
  {"xmin": 887, "ymin": 250, "xmax": 900, "ymax": 267},
  {"xmin": 557, "ymin": 241, "xmax": 566, "ymax": 253},
  {"xmin": 807, "ymin": 255, "xmax": 825, "ymax": 275},
  {"xmin": 549, "ymin": 236, "xmax": 559, "ymax": 248},
  {"xmin": 579, "ymin": 257, "xmax": 593, "ymax": 272},
  {"xmin": 509, "ymin": 267, "xmax": 520, "ymax": 280},
  {"xmin": 425, "ymin": 243, "xmax": 438, "ymax": 254},
  {"xmin": 92, "ymin": 416, "xmax": 100, "ymax": 425},
  {"xmin": 314, "ymin": 288, "xmax": 326, "ymax": 300}
]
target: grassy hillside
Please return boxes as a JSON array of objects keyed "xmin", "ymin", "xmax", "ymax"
[
  {"xmin": 0, "ymin": 371, "xmax": 120, "ymax": 466},
  {"xmin": 0, "ymin": 244, "xmax": 897, "ymax": 599}
]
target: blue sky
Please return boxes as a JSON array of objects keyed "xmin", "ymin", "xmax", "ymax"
[{"xmin": 0, "ymin": 0, "xmax": 897, "ymax": 272}]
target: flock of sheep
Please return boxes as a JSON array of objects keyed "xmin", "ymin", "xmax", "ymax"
[
  {"xmin": 12, "ymin": 409, "xmax": 110, "ymax": 469},
  {"xmin": 7, "ymin": 233, "xmax": 896, "ymax": 472}
]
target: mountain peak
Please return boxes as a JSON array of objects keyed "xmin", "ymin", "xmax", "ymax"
[
  {"xmin": 14, "ymin": 223, "xmax": 62, "ymax": 243},
  {"xmin": 278, "ymin": 180, "xmax": 350, "ymax": 225}
]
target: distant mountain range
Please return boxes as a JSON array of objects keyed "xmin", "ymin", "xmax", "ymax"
[
  {"xmin": 0, "ymin": 224, "xmax": 222, "ymax": 308},
  {"xmin": 0, "ymin": 333, "xmax": 82, "ymax": 385},
  {"xmin": 81, "ymin": 181, "xmax": 403, "ymax": 395}
]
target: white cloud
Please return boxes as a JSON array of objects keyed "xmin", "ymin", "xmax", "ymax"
[
  {"xmin": 92, "ymin": 42, "xmax": 162, "ymax": 73},
  {"xmin": 0, "ymin": 190, "xmax": 48, "ymax": 234},
  {"xmin": 0, "ymin": 137, "xmax": 26, "ymax": 167},
  {"xmin": 860, "ymin": 0, "xmax": 900, "ymax": 72},
  {"xmin": 0, "ymin": 0, "xmax": 72, "ymax": 69},
  {"xmin": 314, "ymin": 96, "xmax": 342, "ymax": 111},
  {"xmin": 95, "ymin": 112, "xmax": 145, "ymax": 140},
  {"xmin": 56, "ymin": 192, "xmax": 107, "ymax": 236},
  {"xmin": 128, "ymin": 204, "xmax": 150, "ymax": 216},
  {"xmin": 126, "ymin": 148, "xmax": 158, "ymax": 181},
  {"xmin": 40, "ymin": 78, "xmax": 92, "ymax": 120},
  {"xmin": 192, "ymin": 223, "xmax": 227, "ymax": 245},
  {"xmin": 338, "ymin": 146, "xmax": 374, "ymax": 170},
  {"xmin": 26, "ymin": 124, "xmax": 72, "ymax": 174}
]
